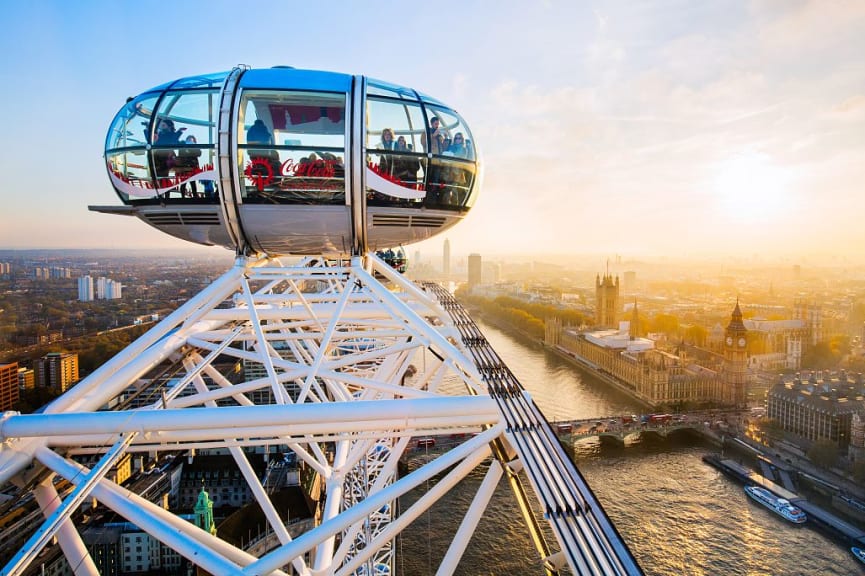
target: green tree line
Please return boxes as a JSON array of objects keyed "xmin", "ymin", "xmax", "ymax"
[{"xmin": 458, "ymin": 292, "xmax": 588, "ymax": 338}]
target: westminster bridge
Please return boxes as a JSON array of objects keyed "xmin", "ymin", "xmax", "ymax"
[{"xmin": 403, "ymin": 410, "xmax": 742, "ymax": 459}]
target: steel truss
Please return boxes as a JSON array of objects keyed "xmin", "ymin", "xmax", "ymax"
[{"xmin": 0, "ymin": 253, "xmax": 641, "ymax": 575}]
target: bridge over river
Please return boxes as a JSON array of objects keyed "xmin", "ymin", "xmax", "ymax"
[
  {"xmin": 550, "ymin": 415, "xmax": 715, "ymax": 445},
  {"xmin": 404, "ymin": 413, "xmax": 726, "ymax": 460}
]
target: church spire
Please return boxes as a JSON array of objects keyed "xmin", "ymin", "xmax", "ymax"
[
  {"xmin": 629, "ymin": 299, "xmax": 639, "ymax": 340},
  {"xmin": 194, "ymin": 482, "xmax": 217, "ymax": 535}
]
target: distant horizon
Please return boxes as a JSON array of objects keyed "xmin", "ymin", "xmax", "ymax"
[{"xmin": 5, "ymin": 245, "xmax": 865, "ymax": 269}]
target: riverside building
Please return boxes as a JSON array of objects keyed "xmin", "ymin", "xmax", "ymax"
[
  {"xmin": 767, "ymin": 370, "xmax": 865, "ymax": 449},
  {"xmin": 549, "ymin": 302, "xmax": 749, "ymax": 408}
]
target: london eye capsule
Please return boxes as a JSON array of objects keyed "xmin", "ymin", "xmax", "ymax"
[{"xmin": 94, "ymin": 66, "xmax": 481, "ymax": 257}]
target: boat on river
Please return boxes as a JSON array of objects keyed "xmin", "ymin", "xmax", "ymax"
[
  {"xmin": 852, "ymin": 547, "xmax": 865, "ymax": 564},
  {"xmin": 744, "ymin": 485, "xmax": 807, "ymax": 524}
]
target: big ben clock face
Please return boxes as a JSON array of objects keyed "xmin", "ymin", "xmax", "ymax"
[
  {"xmin": 738, "ymin": 337, "xmax": 746, "ymax": 347},
  {"xmin": 726, "ymin": 336, "xmax": 733, "ymax": 345}
]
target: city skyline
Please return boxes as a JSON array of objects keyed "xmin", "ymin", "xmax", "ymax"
[{"xmin": 1, "ymin": 1, "xmax": 863, "ymax": 261}]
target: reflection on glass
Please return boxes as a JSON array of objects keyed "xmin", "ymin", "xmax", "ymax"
[
  {"xmin": 106, "ymin": 87, "xmax": 220, "ymax": 204},
  {"xmin": 366, "ymin": 79, "xmax": 418, "ymax": 100},
  {"xmin": 154, "ymin": 90, "xmax": 219, "ymax": 145},
  {"xmin": 367, "ymin": 98, "xmax": 426, "ymax": 153},
  {"xmin": 241, "ymin": 149, "xmax": 345, "ymax": 205},
  {"xmin": 424, "ymin": 105, "xmax": 475, "ymax": 161},
  {"xmin": 106, "ymin": 148, "xmax": 218, "ymax": 203},
  {"xmin": 106, "ymin": 94, "xmax": 159, "ymax": 149},
  {"xmin": 238, "ymin": 90, "xmax": 347, "ymax": 205},
  {"xmin": 367, "ymin": 152, "xmax": 475, "ymax": 211}
]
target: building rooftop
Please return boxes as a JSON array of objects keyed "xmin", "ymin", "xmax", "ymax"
[{"xmin": 769, "ymin": 371, "xmax": 865, "ymax": 414}]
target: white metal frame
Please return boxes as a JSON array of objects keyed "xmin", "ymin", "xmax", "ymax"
[
  {"xmin": 0, "ymin": 254, "xmax": 510, "ymax": 576},
  {"xmin": 0, "ymin": 253, "xmax": 642, "ymax": 575}
]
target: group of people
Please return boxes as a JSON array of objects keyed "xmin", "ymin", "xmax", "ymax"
[
  {"xmin": 375, "ymin": 117, "xmax": 473, "ymax": 192},
  {"xmin": 424, "ymin": 116, "xmax": 472, "ymax": 159},
  {"xmin": 377, "ymin": 128, "xmax": 422, "ymax": 186},
  {"xmin": 152, "ymin": 118, "xmax": 207, "ymax": 198}
]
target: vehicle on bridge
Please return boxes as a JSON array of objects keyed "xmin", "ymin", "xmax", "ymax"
[{"xmin": 646, "ymin": 414, "xmax": 672, "ymax": 425}]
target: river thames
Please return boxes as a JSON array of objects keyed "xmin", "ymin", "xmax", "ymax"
[{"xmin": 399, "ymin": 319, "xmax": 862, "ymax": 575}]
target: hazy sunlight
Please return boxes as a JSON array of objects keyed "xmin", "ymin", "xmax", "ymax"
[{"xmin": 712, "ymin": 152, "xmax": 792, "ymax": 223}]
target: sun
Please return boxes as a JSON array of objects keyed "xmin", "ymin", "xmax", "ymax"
[{"xmin": 712, "ymin": 152, "xmax": 792, "ymax": 223}]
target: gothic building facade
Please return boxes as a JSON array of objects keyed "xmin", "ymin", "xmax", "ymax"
[
  {"xmin": 554, "ymin": 302, "xmax": 749, "ymax": 408},
  {"xmin": 594, "ymin": 273, "xmax": 620, "ymax": 329}
]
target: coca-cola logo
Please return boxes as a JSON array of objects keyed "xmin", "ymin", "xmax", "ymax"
[{"xmin": 244, "ymin": 157, "xmax": 342, "ymax": 191}]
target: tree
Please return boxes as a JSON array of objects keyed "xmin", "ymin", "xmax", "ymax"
[
  {"xmin": 807, "ymin": 439, "xmax": 839, "ymax": 469},
  {"xmin": 650, "ymin": 313, "xmax": 679, "ymax": 337},
  {"xmin": 801, "ymin": 341, "xmax": 840, "ymax": 370},
  {"xmin": 684, "ymin": 325, "xmax": 708, "ymax": 347}
]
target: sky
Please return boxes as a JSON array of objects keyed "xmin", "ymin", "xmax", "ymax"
[{"xmin": 1, "ymin": 0, "xmax": 863, "ymax": 263}]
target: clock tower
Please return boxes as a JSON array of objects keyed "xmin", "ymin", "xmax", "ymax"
[{"xmin": 723, "ymin": 300, "xmax": 748, "ymax": 407}]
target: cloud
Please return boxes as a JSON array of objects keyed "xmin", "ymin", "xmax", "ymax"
[{"xmin": 753, "ymin": 0, "xmax": 865, "ymax": 57}]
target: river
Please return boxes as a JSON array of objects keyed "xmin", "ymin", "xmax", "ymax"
[{"xmin": 398, "ymin": 319, "xmax": 862, "ymax": 575}]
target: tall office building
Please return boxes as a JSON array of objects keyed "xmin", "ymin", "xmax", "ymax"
[
  {"xmin": 483, "ymin": 261, "xmax": 501, "ymax": 284},
  {"xmin": 443, "ymin": 239, "xmax": 451, "ymax": 276},
  {"xmin": 0, "ymin": 362, "xmax": 19, "ymax": 412},
  {"xmin": 36, "ymin": 352, "xmax": 79, "ymax": 393},
  {"xmin": 78, "ymin": 275, "xmax": 94, "ymax": 302},
  {"xmin": 467, "ymin": 253, "xmax": 482, "ymax": 289},
  {"xmin": 623, "ymin": 270, "xmax": 636, "ymax": 292},
  {"xmin": 79, "ymin": 275, "xmax": 122, "ymax": 301},
  {"xmin": 108, "ymin": 279, "xmax": 122, "ymax": 299},
  {"xmin": 18, "ymin": 367, "xmax": 35, "ymax": 390},
  {"xmin": 49, "ymin": 266, "xmax": 71, "ymax": 279},
  {"xmin": 96, "ymin": 276, "xmax": 107, "ymax": 299}
]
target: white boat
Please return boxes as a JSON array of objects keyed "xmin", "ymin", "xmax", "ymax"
[
  {"xmin": 852, "ymin": 547, "xmax": 865, "ymax": 564},
  {"xmin": 744, "ymin": 485, "xmax": 807, "ymax": 524}
]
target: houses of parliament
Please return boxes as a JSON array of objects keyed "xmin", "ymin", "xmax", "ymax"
[{"xmin": 545, "ymin": 272, "xmax": 749, "ymax": 409}]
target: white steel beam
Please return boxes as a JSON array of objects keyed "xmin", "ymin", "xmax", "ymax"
[
  {"xmin": 31, "ymin": 480, "xmax": 99, "ymax": 576},
  {"xmin": 4, "ymin": 432, "xmax": 137, "ymax": 576},
  {"xmin": 35, "ymin": 448, "xmax": 286, "ymax": 576},
  {"xmin": 0, "ymin": 397, "xmax": 498, "ymax": 440},
  {"xmin": 437, "ymin": 458, "xmax": 505, "ymax": 575}
]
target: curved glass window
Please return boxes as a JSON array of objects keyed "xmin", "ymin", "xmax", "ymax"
[
  {"xmin": 366, "ymin": 98, "xmax": 428, "ymax": 208},
  {"xmin": 423, "ymin": 105, "xmax": 475, "ymax": 161},
  {"xmin": 366, "ymin": 97, "xmax": 477, "ymax": 211},
  {"xmin": 150, "ymin": 89, "xmax": 219, "ymax": 200},
  {"xmin": 169, "ymin": 71, "xmax": 229, "ymax": 90},
  {"xmin": 367, "ymin": 78, "xmax": 419, "ymax": 101},
  {"xmin": 366, "ymin": 98, "xmax": 426, "ymax": 152},
  {"xmin": 105, "ymin": 88, "xmax": 219, "ymax": 204},
  {"xmin": 154, "ymin": 90, "xmax": 219, "ymax": 145},
  {"xmin": 426, "ymin": 157, "xmax": 477, "ymax": 209},
  {"xmin": 106, "ymin": 93, "xmax": 159, "ymax": 149},
  {"xmin": 238, "ymin": 90, "xmax": 346, "ymax": 204},
  {"xmin": 106, "ymin": 149, "xmax": 153, "ymax": 203}
]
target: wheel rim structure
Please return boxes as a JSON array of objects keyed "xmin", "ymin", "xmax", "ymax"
[{"xmin": 0, "ymin": 254, "xmax": 642, "ymax": 576}]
